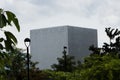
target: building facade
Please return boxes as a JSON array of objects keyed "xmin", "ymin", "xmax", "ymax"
[{"xmin": 30, "ymin": 26, "xmax": 98, "ymax": 69}]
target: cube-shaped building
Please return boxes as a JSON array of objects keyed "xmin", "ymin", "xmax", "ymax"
[{"xmin": 30, "ymin": 26, "xmax": 97, "ymax": 69}]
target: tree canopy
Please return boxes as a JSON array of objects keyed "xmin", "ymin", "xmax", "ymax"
[
  {"xmin": 51, "ymin": 47, "xmax": 76, "ymax": 72},
  {"xmin": 0, "ymin": 8, "xmax": 20, "ymax": 80}
]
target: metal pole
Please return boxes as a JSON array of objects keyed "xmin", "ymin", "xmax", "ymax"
[
  {"xmin": 27, "ymin": 47, "xmax": 30, "ymax": 80},
  {"xmin": 64, "ymin": 50, "xmax": 67, "ymax": 72},
  {"xmin": 24, "ymin": 38, "xmax": 30, "ymax": 80},
  {"xmin": 63, "ymin": 46, "xmax": 67, "ymax": 72},
  {"xmin": 63, "ymin": 46, "xmax": 67, "ymax": 80}
]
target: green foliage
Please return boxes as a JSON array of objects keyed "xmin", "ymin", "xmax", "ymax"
[
  {"xmin": 51, "ymin": 51, "xmax": 76, "ymax": 72},
  {"xmin": 103, "ymin": 27, "xmax": 120, "ymax": 54},
  {"xmin": 81, "ymin": 27, "xmax": 120, "ymax": 80},
  {"xmin": 105, "ymin": 27, "xmax": 120, "ymax": 40},
  {"xmin": 80, "ymin": 55, "xmax": 120, "ymax": 80},
  {"xmin": 6, "ymin": 48, "xmax": 26, "ymax": 80},
  {"xmin": 0, "ymin": 8, "xmax": 20, "ymax": 51},
  {"xmin": 44, "ymin": 70, "xmax": 81, "ymax": 80},
  {"xmin": 5, "ymin": 48, "xmax": 43, "ymax": 80},
  {"xmin": 0, "ymin": 52, "xmax": 10, "ymax": 80},
  {"xmin": 90, "ymin": 27, "xmax": 120, "ymax": 55},
  {"xmin": 0, "ymin": 8, "xmax": 20, "ymax": 80}
]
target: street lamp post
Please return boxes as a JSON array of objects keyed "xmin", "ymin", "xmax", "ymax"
[
  {"xmin": 63, "ymin": 46, "xmax": 67, "ymax": 72},
  {"xmin": 24, "ymin": 38, "xmax": 31, "ymax": 80},
  {"xmin": 63, "ymin": 46, "xmax": 67, "ymax": 80}
]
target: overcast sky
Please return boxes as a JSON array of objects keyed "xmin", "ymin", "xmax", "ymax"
[{"xmin": 0, "ymin": 0, "xmax": 120, "ymax": 49}]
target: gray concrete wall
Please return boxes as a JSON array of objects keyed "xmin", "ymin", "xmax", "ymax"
[
  {"xmin": 68, "ymin": 27, "xmax": 98, "ymax": 61},
  {"xmin": 30, "ymin": 27, "xmax": 68, "ymax": 69}
]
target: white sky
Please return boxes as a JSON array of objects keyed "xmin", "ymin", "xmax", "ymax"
[{"xmin": 0, "ymin": 0, "xmax": 120, "ymax": 49}]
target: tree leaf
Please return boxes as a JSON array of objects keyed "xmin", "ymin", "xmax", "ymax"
[
  {"xmin": 0, "ymin": 8, "xmax": 3, "ymax": 13},
  {"xmin": 0, "ymin": 43, "xmax": 3, "ymax": 50},
  {"xmin": 4, "ymin": 31, "xmax": 18, "ymax": 45},
  {"xmin": 12, "ymin": 18, "xmax": 20, "ymax": 32},
  {"xmin": 4, "ymin": 40, "xmax": 13, "ymax": 51},
  {"xmin": 5, "ymin": 11, "xmax": 15, "ymax": 23},
  {"xmin": 6, "ymin": 11, "xmax": 20, "ymax": 32},
  {"xmin": 0, "ymin": 14, "xmax": 7, "ymax": 28},
  {"xmin": 0, "ymin": 38, "xmax": 4, "ymax": 42},
  {"xmin": 113, "ymin": 29, "xmax": 118, "ymax": 35}
]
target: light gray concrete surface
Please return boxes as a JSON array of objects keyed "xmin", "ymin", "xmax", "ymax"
[
  {"xmin": 30, "ymin": 26, "xmax": 97, "ymax": 69},
  {"xmin": 68, "ymin": 26, "xmax": 98, "ymax": 61}
]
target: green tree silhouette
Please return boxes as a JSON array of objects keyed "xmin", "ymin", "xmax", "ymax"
[{"xmin": 51, "ymin": 46, "xmax": 76, "ymax": 72}]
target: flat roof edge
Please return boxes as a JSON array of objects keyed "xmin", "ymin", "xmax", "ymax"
[{"xmin": 30, "ymin": 25, "xmax": 97, "ymax": 31}]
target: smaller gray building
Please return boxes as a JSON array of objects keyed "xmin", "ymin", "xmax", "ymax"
[{"xmin": 30, "ymin": 26, "xmax": 97, "ymax": 69}]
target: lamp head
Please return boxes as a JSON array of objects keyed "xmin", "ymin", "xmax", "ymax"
[
  {"xmin": 24, "ymin": 38, "xmax": 30, "ymax": 42},
  {"xmin": 64, "ymin": 46, "xmax": 67, "ymax": 49},
  {"xmin": 24, "ymin": 38, "xmax": 31, "ymax": 47}
]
